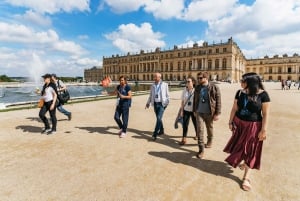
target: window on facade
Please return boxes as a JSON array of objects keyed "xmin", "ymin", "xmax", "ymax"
[
  {"xmin": 178, "ymin": 52, "xmax": 181, "ymax": 57},
  {"xmin": 222, "ymin": 58, "xmax": 227, "ymax": 69},
  {"xmin": 288, "ymin": 67, "xmax": 292, "ymax": 73},
  {"xmin": 189, "ymin": 61, "xmax": 192, "ymax": 70},
  {"xmin": 166, "ymin": 54, "xmax": 168, "ymax": 58},
  {"xmin": 208, "ymin": 60, "xmax": 212, "ymax": 69},
  {"xmin": 183, "ymin": 52, "xmax": 186, "ymax": 57},
  {"xmin": 269, "ymin": 69, "xmax": 272, "ymax": 73},
  {"xmin": 189, "ymin": 51, "xmax": 193, "ymax": 56},
  {"xmin": 208, "ymin": 49, "xmax": 212, "ymax": 54},
  {"xmin": 216, "ymin": 48, "xmax": 219, "ymax": 53},
  {"xmin": 178, "ymin": 62, "xmax": 181, "ymax": 71},
  {"xmin": 215, "ymin": 59, "xmax": 219, "ymax": 69},
  {"xmin": 278, "ymin": 67, "xmax": 282, "ymax": 73},
  {"xmin": 223, "ymin": 48, "xmax": 227, "ymax": 52}
]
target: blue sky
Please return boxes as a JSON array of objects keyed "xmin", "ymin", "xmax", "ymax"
[{"xmin": 1, "ymin": 0, "xmax": 300, "ymax": 78}]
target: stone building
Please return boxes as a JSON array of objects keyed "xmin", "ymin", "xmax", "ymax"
[
  {"xmin": 101, "ymin": 37, "xmax": 246, "ymax": 82},
  {"xmin": 84, "ymin": 66, "xmax": 103, "ymax": 82},
  {"xmin": 85, "ymin": 37, "xmax": 300, "ymax": 82},
  {"xmin": 246, "ymin": 54, "xmax": 300, "ymax": 81}
]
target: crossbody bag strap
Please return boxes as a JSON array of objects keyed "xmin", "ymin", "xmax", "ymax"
[{"xmin": 183, "ymin": 88, "xmax": 194, "ymax": 107}]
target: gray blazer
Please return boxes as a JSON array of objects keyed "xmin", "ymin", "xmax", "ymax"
[{"xmin": 147, "ymin": 81, "xmax": 170, "ymax": 107}]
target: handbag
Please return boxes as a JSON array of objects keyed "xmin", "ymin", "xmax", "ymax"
[
  {"xmin": 58, "ymin": 90, "xmax": 70, "ymax": 104},
  {"xmin": 37, "ymin": 98, "xmax": 44, "ymax": 108}
]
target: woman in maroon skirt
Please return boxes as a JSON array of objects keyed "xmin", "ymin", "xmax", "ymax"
[{"xmin": 224, "ymin": 73, "xmax": 270, "ymax": 191}]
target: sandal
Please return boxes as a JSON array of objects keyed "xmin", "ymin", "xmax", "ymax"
[
  {"xmin": 242, "ymin": 178, "xmax": 251, "ymax": 191},
  {"xmin": 179, "ymin": 140, "xmax": 186, "ymax": 145},
  {"xmin": 238, "ymin": 163, "xmax": 246, "ymax": 170}
]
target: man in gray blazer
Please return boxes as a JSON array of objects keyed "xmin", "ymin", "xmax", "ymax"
[{"xmin": 145, "ymin": 72, "xmax": 170, "ymax": 140}]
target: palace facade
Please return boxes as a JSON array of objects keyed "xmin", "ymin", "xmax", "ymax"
[
  {"xmin": 101, "ymin": 37, "xmax": 246, "ymax": 82},
  {"xmin": 84, "ymin": 38, "xmax": 300, "ymax": 82},
  {"xmin": 246, "ymin": 54, "xmax": 300, "ymax": 81}
]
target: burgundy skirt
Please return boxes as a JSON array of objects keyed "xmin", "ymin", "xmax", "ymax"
[{"xmin": 223, "ymin": 116, "xmax": 263, "ymax": 170}]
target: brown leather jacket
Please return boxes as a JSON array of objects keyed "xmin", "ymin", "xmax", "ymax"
[{"xmin": 193, "ymin": 82, "xmax": 221, "ymax": 116}]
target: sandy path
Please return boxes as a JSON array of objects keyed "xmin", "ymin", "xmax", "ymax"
[{"xmin": 0, "ymin": 82, "xmax": 299, "ymax": 201}]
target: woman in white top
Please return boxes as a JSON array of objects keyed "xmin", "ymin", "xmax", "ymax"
[
  {"xmin": 39, "ymin": 74, "xmax": 58, "ymax": 135},
  {"xmin": 179, "ymin": 76, "xmax": 197, "ymax": 145}
]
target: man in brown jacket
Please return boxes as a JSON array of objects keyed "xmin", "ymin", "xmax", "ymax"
[{"xmin": 193, "ymin": 72, "xmax": 221, "ymax": 159}]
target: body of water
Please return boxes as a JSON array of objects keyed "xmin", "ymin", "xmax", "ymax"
[{"xmin": 0, "ymin": 82, "xmax": 167, "ymax": 109}]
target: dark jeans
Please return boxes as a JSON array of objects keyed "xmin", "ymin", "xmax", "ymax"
[
  {"xmin": 114, "ymin": 104, "xmax": 130, "ymax": 133},
  {"xmin": 182, "ymin": 110, "xmax": 197, "ymax": 137},
  {"xmin": 153, "ymin": 102, "xmax": 166, "ymax": 136},
  {"xmin": 39, "ymin": 100, "xmax": 57, "ymax": 131}
]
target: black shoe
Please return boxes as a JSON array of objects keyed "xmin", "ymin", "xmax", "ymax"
[
  {"xmin": 152, "ymin": 135, "xmax": 157, "ymax": 141},
  {"xmin": 157, "ymin": 130, "xmax": 164, "ymax": 136},
  {"xmin": 47, "ymin": 130, "xmax": 56, "ymax": 135},
  {"xmin": 41, "ymin": 128, "xmax": 51, "ymax": 134},
  {"xmin": 68, "ymin": 113, "xmax": 72, "ymax": 121}
]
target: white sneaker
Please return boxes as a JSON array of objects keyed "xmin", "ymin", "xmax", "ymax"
[{"xmin": 120, "ymin": 132, "xmax": 126, "ymax": 138}]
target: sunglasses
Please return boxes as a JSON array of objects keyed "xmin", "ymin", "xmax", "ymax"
[{"xmin": 198, "ymin": 77, "xmax": 203, "ymax": 80}]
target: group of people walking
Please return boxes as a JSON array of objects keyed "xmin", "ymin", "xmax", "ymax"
[
  {"xmin": 38, "ymin": 73, "xmax": 72, "ymax": 135},
  {"xmin": 38, "ymin": 71, "xmax": 270, "ymax": 191},
  {"xmin": 113, "ymin": 71, "xmax": 270, "ymax": 192}
]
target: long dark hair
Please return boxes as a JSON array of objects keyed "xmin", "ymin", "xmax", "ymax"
[{"xmin": 243, "ymin": 73, "xmax": 264, "ymax": 96}]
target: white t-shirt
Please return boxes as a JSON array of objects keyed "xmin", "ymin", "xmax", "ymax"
[
  {"xmin": 181, "ymin": 87, "xmax": 195, "ymax": 112},
  {"xmin": 43, "ymin": 86, "xmax": 55, "ymax": 102}
]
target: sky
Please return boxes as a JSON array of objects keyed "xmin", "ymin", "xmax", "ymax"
[{"xmin": 1, "ymin": 0, "xmax": 300, "ymax": 78}]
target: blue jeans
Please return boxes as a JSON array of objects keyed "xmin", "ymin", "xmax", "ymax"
[
  {"xmin": 57, "ymin": 104, "xmax": 71, "ymax": 116},
  {"xmin": 153, "ymin": 102, "xmax": 166, "ymax": 136},
  {"xmin": 114, "ymin": 104, "xmax": 130, "ymax": 133}
]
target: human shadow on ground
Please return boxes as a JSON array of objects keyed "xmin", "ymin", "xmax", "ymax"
[
  {"xmin": 76, "ymin": 125, "xmax": 238, "ymax": 183},
  {"xmin": 76, "ymin": 125, "xmax": 120, "ymax": 136},
  {"xmin": 148, "ymin": 151, "xmax": 241, "ymax": 185},
  {"xmin": 16, "ymin": 125, "xmax": 42, "ymax": 133},
  {"xmin": 76, "ymin": 126, "xmax": 197, "ymax": 154},
  {"xmin": 26, "ymin": 117, "xmax": 41, "ymax": 122}
]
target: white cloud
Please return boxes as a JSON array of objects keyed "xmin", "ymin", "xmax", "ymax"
[
  {"xmin": 144, "ymin": 0, "xmax": 184, "ymax": 20},
  {"xmin": 104, "ymin": 22, "xmax": 166, "ymax": 53},
  {"xmin": 205, "ymin": 0, "xmax": 300, "ymax": 58},
  {"xmin": 181, "ymin": 0, "xmax": 237, "ymax": 21},
  {"xmin": 4, "ymin": 0, "xmax": 90, "ymax": 14},
  {"xmin": 14, "ymin": 10, "xmax": 52, "ymax": 27},
  {"xmin": 99, "ymin": 0, "xmax": 147, "ymax": 13},
  {"xmin": 0, "ymin": 22, "xmax": 85, "ymax": 55}
]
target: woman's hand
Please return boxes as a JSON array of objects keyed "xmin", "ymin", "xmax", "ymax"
[{"xmin": 258, "ymin": 130, "xmax": 267, "ymax": 141}]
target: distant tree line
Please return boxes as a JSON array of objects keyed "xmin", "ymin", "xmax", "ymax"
[{"xmin": 0, "ymin": 75, "xmax": 15, "ymax": 82}]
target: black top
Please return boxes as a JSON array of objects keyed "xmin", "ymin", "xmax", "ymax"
[{"xmin": 235, "ymin": 90, "xmax": 270, "ymax": 122}]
